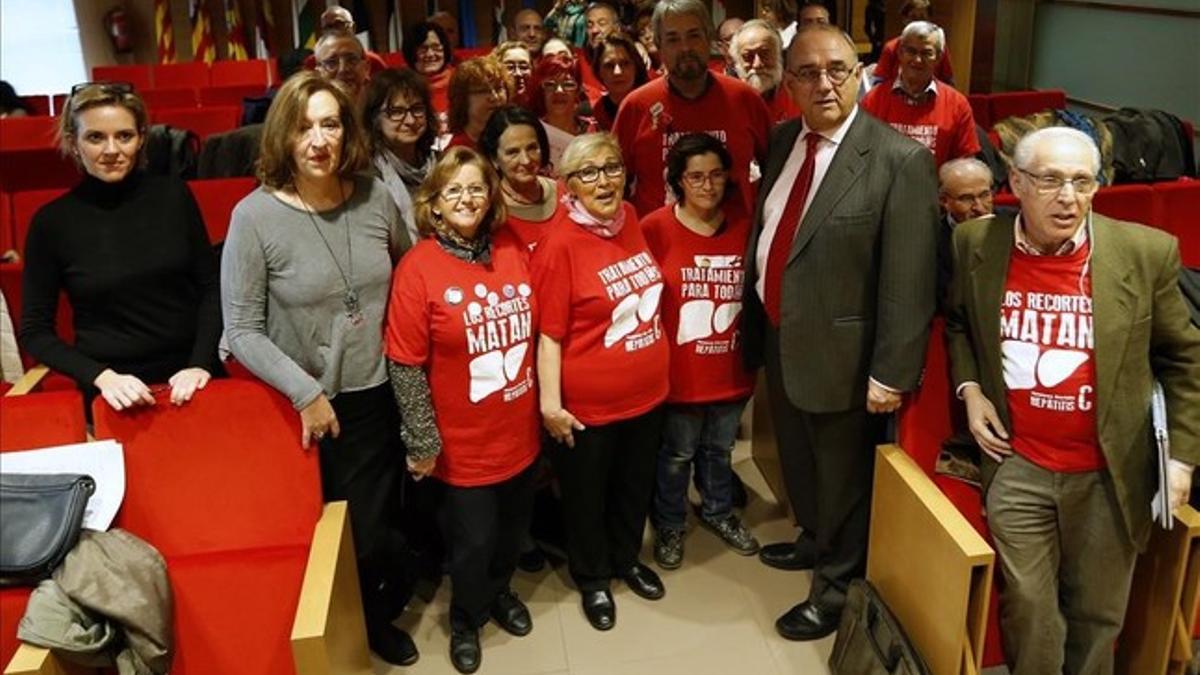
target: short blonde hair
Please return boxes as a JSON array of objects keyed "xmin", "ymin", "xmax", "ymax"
[
  {"xmin": 257, "ymin": 71, "xmax": 369, "ymax": 189},
  {"xmin": 58, "ymin": 84, "xmax": 149, "ymax": 167},
  {"xmin": 559, "ymin": 132, "xmax": 622, "ymax": 178},
  {"xmin": 412, "ymin": 147, "xmax": 507, "ymax": 237},
  {"xmin": 491, "ymin": 41, "xmax": 530, "ymax": 62}
]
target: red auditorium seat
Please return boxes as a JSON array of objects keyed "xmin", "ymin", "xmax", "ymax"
[
  {"xmin": 988, "ymin": 89, "xmax": 1067, "ymax": 125},
  {"xmin": 967, "ymin": 94, "xmax": 991, "ymax": 129},
  {"xmin": 11, "ymin": 188, "xmax": 68, "ymax": 255},
  {"xmin": 897, "ymin": 318, "xmax": 1006, "ymax": 667},
  {"xmin": 187, "ymin": 177, "xmax": 258, "ymax": 243},
  {"xmin": 92, "ymin": 64, "xmax": 152, "ymax": 92},
  {"xmin": 382, "ymin": 51, "xmax": 406, "ymax": 68},
  {"xmin": 269, "ymin": 58, "xmax": 281, "ymax": 86},
  {"xmin": 0, "ymin": 262, "xmax": 77, "ymax": 370},
  {"xmin": 0, "ymin": 388, "xmax": 87, "ymax": 667},
  {"xmin": 198, "ymin": 84, "xmax": 269, "ymax": 107},
  {"xmin": 141, "ymin": 87, "xmax": 200, "ymax": 110},
  {"xmin": 51, "ymin": 94, "xmax": 67, "ymax": 116},
  {"xmin": 151, "ymin": 106, "xmax": 241, "ymax": 141},
  {"xmin": 0, "ymin": 117, "xmax": 58, "ymax": 151},
  {"xmin": 89, "ymin": 379, "xmax": 334, "ymax": 675},
  {"xmin": 17, "ymin": 96, "xmax": 50, "ymax": 117},
  {"xmin": 1153, "ymin": 179, "xmax": 1200, "ymax": 267},
  {"xmin": 152, "ymin": 62, "xmax": 211, "ymax": 89},
  {"xmin": 210, "ymin": 59, "xmax": 271, "ymax": 87},
  {"xmin": 0, "ymin": 191, "xmax": 11, "ymax": 253},
  {"xmin": 1091, "ymin": 184, "xmax": 1155, "ymax": 225}
]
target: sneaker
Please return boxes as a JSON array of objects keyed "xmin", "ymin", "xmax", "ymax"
[
  {"xmin": 654, "ymin": 527, "xmax": 685, "ymax": 569},
  {"xmin": 700, "ymin": 514, "xmax": 761, "ymax": 555}
]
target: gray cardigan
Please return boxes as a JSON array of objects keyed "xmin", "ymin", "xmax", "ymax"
[{"xmin": 221, "ymin": 176, "xmax": 411, "ymax": 409}]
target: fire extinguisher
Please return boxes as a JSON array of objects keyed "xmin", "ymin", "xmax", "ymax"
[{"xmin": 105, "ymin": 7, "xmax": 133, "ymax": 54}]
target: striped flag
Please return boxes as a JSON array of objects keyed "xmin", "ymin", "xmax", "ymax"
[
  {"xmin": 190, "ymin": 0, "xmax": 217, "ymax": 63},
  {"xmin": 224, "ymin": 0, "xmax": 249, "ymax": 60},
  {"xmin": 256, "ymin": 0, "xmax": 275, "ymax": 58},
  {"xmin": 293, "ymin": 0, "xmax": 322, "ymax": 50},
  {"xmin": 155, "ymin": 0, "xmax": 176, "ymax": 63}
]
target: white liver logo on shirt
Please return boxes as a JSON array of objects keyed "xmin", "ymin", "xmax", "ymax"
[
  {"xmin": 998, "ymin": 288, "xmax": 1094, "ymax": 412},
  {"xmin": 605, "ymin": 283, "xmax": 664, "ymax": 347},
  {"xmin": 463, "ymin": 282, "xmax": 534, "ymax": 403},
  {"xmin": 677, "ymin": 255, "xmax": 744, "ymax": 344}
]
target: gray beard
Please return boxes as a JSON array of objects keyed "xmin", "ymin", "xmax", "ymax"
[{"xmin": 744, "ymin": 71, "xmax": 781, "ymax": 94}]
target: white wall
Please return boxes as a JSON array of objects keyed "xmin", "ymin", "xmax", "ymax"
[{"xmin": 0, "ymin": 0, "xmax": 88, "ymax": 96}]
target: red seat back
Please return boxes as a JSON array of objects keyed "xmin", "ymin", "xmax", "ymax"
[
  {"xmin": 12, "ymin": 188, "xmax": 68, "ymax": 255},
  {"xmin": 0, "ymin": 389, "xmax": 86, "ymax": 451},
  {"xmin": 210, "ymin": 59, "xmax": 271, "ymax": 87},
  {"xmin": 152, "ymin": 62, "xmax": 211, "ymax": 89},
  {"xmin": 198, "ymin": 84, "xmax": 268, "ymax": 107},
  {"xmin": 92, "ymin": 64, "xmax": 152, "ymax": 92},
  {"xmin": 382, "ymin": 52, "xmax": 406, "ymax": 69},
  {"xmin": 0, "ymin": 117, "xmax": 58, "ymax": 151},
  {"xmin": 51, "ymin": 94, "xmax": 68, "ymax": 116},
  {"xmin": 141, "ymin": 87, "xmax": 199, "ymax": 110},
  {"xmin": 898, "ymin": 318, "xmax": 953, "ymax": 473},
  {"xmin": 94, "ymin": 379, "xmax": 322, "ymax": 558},
  {"xmin": 18, "ymin": 95, "xmax": 51, "ymax": 117},
  {"xmin": 1091, "ymin": 184, "xmax": 1155, "ymax": 225},
  {"xmin": 1, "ymin": 261, "xmax": 77, "ymax": 366},
  {"xmin": 151, "ymin": 106, "xmax": 241, "ymax": 141},
  {"xmin": 0, "ymin": 191, "xmax": 12, "ymax": 253},
  {"xmin": 187, "ymin": 177, "xmax": 258, "ymax": 243},
  {"xmin": 967, "ymin": 94, "xmax": 991, "ymax": 129},
  {"xmin": 989, "ymin": 89, "xmax": 1067, "ymax": 125},
  {"xmin": 1153, "ymin": 179, "xmax": 1200, "ymax": 267}
]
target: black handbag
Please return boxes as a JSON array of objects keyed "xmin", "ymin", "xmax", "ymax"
[
  {"xmin": 829, "ymin": 579, "xmax": 931, "ymax": 675},
  {"xmin": 0, "ymin": 473, "xmax": 95, "ymax": 586}
]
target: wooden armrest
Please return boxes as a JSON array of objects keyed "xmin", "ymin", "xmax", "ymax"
[
  {"xmin": 5, "ymin": 365, "xmax": 49, "ymax": 397},
  {"xmin": 3, "ymin": 644, "xmax": 96, "ymax": 675},
  {"xmin": 290, "ymin": 501, "xmax": 372, "ymax": 675}
]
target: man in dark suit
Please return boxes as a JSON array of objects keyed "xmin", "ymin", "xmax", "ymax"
[
  {"xmin": 741, "ymin": 24, "xmax": 939, "ymax": 640},
  {"xmin": 946, "ymin": 127, "xmax": 1200, "ymax": 673}
]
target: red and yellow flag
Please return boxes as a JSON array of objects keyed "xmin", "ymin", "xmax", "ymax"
[
  {"xmin": 155, "ymin": 0, "xmax": 176, "ymax": 63},
  {"xmin": 225, "ymin": 0, "xmax": 249, "ymax": 60},
  {"xmin": 190, "ymin": 0, "xmax": 217, "ymax": 63}
]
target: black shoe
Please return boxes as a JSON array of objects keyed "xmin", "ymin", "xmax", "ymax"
[
  {"xmin": 581, "ymin": 589, "xmax": 615, "ymax": 631},
  {"xmin": 620, "ymin": 562, "xmax": 665, "ymax": 600},
  {"xmin": 490, "ymin": 589, "xmax": 532, "ymax": 636},
  {"xmin": 775, "ymin": 601, "xmax": 839, "ymax": 641},
  {"xmin": 367, "ymin": 623, "xmax": 419, "ymax": 666},
  {"xmin": 517, "ymin": 545, "xmax": 547, "ymax": 573},
  {"xmin": 450, "ymin": 626, "xmax": 481, "ymax": 673},
  {"xmin": 759, "ymin": 535, "xmax": 816, "ymax": 571}
]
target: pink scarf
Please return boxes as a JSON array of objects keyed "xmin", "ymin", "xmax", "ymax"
[{"xmin": 563, "ymin": 194, "xmax": 626, "ymax": 238}]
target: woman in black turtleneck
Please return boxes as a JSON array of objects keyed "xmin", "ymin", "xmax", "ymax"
[{"xmin": 20, "ymin": 83, "xmax": 220, "ymax": 409}]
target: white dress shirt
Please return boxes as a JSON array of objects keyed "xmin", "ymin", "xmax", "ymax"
[{"xmin": 755, "ymin": 106, "xmax": 859, "ymax": 301}]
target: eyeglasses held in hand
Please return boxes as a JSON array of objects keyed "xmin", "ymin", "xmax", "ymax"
[
  {"xmin": 569, "ymin": 162, "xmax": 624, "ymax": 184},
  {"xmin": 1017, "ymin": 168, "xmax": 1098, "ymax": 195},
  {"xmin": 440, "ymin": 184, "xmax": 489, "ymax": 202}
]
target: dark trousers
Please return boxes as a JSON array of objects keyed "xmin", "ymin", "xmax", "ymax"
[
  {"xmin": 551, "ymin": 407, "xmax": 664, "ymax": 593},
  {"xmin": 319, "ymin": 384, "xmax": 410, "ymax": 629},
  {"xmin": 437, "ymin": 461, "xmax": 537, "ymax": 629},
  {"xmin": 764, "ymin": 331, "xmax": 881, "ymax": 614}
]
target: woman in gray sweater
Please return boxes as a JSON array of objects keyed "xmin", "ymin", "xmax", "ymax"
[{"xmin": 220, "ymin": 72, "xmax": 416, "ymax": 666}]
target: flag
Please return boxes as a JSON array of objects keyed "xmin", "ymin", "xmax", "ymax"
[
  {"xmin": 225, "ymin": 0, "xmax": 249, "ymax": 60},
  {"xmin": 191, "ymin": 0, "xmax": 217, "ymax": 63},
  {"xmin": 293, "ymin": 0, "xmax": 322, "ymax": 50},
  {"xmin": 255, "ymin": 0, "xmax": 274, "ymax": 58},
  {"xmin": 155, "ymin": 0, "xmax": 176, "ymax": 63}
]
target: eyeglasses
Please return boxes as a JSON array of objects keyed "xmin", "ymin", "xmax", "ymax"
[
  {"xmin": 417, "ymin": 43, "xmax": 445, "ymax": 55},
  {"xmin": 568, "ymin": 162, "xmax": 624, "ymax": 184},
  {"xmin": 900, "ymin": 45, "xmax": 939, "ymax": 61},
  {"xmin": 317, "ymin": 52, "xmax": 363, "ymax": 73},
  {"xmin": 949, "ymin": 189, "xmax": 994, "ymax": 207},
  {"xmin": 70, "ymin": 81, "xmax": 134, "ymax": 99},
  {"xmin": 439, "ymin": 184, "xmax": 489, "ymax": 202},
  {"xmin": 504, "ymin": 61, "xmax": 532, "ymax": 75},
  {"xmin": 682, "ymin": 169, "xmax": 729, "ymax": 188},
  {"xmin": 382, "ymin": 104, "xmax": 427, "ymax": 122},
  {"xmin": 786, "ymin": 63, "xmax": 857, "ymax": 85},
  {"xmin": 541, "ymin": 79, "xmax": 579, "ymax": 93},
  {"xmin": 1016, "ymin": 168, "xmax": 1098, "ymax": 196},
  {"xmin": 469, "ymin": 86, "xmax": 507, "ymax": 99}
]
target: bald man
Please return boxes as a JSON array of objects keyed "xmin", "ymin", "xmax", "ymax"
[{"xmin": 512, "ymin": 8, "xmax": 546, "ymax": 55}]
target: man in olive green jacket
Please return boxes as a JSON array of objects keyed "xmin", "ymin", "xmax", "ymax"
[{"xmin": 946, "ymin": 127, "xmax": 1200, "ymax": 675}]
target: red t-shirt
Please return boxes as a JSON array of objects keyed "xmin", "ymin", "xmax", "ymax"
[
  {"xmin": 446, "ymin": 131, "xmax": 476, "ymax": 151},
  {"xmin": 529, "ymin": 203, "xmax": 669, "ymax": 425},
  {"xmin": 500, "ymin": 205, "xmax": 564, "ymax": 255},
  {"xmin": 764, "ymin": 86, "xmax": 802, "ymax": 125},
  {"xmin": 384, "ymin": 238, "xmax": 540, "ymax": 487},
  {"xmin": 861, "ymin": 80, "xmax": 980, "ymax": 167},
  {"xmin": 641, "ymin": 204, "xmax": 755, "ymax": 404},
  {"xmin": 613, "ymin": 74, "xmax": 772, "ymax": 217},
  {"xmin": 1001, "ymin": 243, "xmax": 1105, "ymax": 473},
  {"xmin": 874, "ymin": 37, "xmax": 955, "ymax": 85}
]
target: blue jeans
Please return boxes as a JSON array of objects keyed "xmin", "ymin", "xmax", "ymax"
[{"xmin": 653, "ymin": 400, "xmax": 748, "ymax": 531}]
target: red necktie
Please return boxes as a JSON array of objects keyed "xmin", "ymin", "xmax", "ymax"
[{"xmin": 764, "ymin": 132, "xmax": 821, "ymax": 327}]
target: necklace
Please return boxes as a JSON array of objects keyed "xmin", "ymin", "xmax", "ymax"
[
  {"xmin": 294, "ymin": 180, "xmax": 364, "ymax": 327},
  {"xmin": 501, "ymin": 178, "xmax": 543, "ymax": 206}
]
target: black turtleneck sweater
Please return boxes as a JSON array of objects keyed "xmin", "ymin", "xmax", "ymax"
[{"xmin": 19, "ymin": 171, "xmax": 221, "ymax": 388}]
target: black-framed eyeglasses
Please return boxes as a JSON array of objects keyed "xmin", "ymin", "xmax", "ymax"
[
  {"xmin": 568, "ymin": 162, "xmax": 624, "ymax": 184},
  {"xmin": 70, "ymin": 81, "xmax": 134, "ymax": 99},
  {"xmin": 382, "ymin": 104, "xmax": 427, "ymax": 122},
  {"xmin": 541, "ymin": 79, "xmax": 579, "ymax": 93},
  {"xmin": 1016, "ymin": 168, "xmax": 1098, "ymax": 195},
  {"xmin": 786, "ymin": 63, "xmax": 858, "ymax": 85}
]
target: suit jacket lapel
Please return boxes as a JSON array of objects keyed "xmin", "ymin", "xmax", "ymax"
[
  {"xmin": 1089, "ymin": 214, "xmax": 1136, "ymax": 433},
  {"xmin": 973, "ymin": 212, "xmax": 1014, "ymax": 419},
  {"xmin": 787, "ymin": 113, "xmax": 869, "ymax": 264}
]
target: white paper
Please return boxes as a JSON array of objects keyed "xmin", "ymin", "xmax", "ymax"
[{"xmin": 0, "ymin": 440, "xmax": 126, "ymax": 531}]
